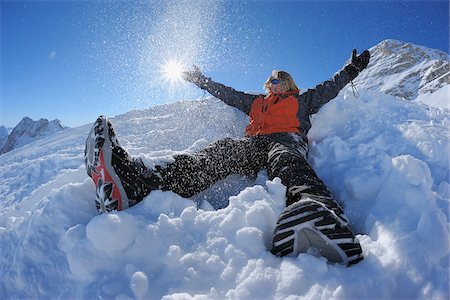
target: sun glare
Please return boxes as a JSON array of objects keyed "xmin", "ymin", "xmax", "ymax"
[{"xmin": 161, "ymin": 60, "xmax": 185, "ymax": 84}]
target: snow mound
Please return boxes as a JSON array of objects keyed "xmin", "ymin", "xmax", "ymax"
[
  {"xmin": 415, "ymin": 85, "xmax": 450, "ymax": 110},
  {"xmin": 0, "ymin": 90, "xmax": 449, "ymax": 299}
]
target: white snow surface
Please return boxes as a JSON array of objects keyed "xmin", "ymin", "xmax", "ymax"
[
  {"xmin": 415, "ymin": 85, "xmax": 450, "ymax": 110},
  {"xmin": 0, "ymin": 88, "xmax": 449, "ymax": 299}
]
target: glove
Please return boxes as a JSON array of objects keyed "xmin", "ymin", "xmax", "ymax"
[
  {"xmin": 351, "ymin": 49, "xmax": 370, "ymax": 71},
  {"xmin": 345, "ymin": 49, "xmax": 370, "ymax": 80},
  {"xmin": 182, "ymin": 65, "xmax": 208, "ymax": 85}
]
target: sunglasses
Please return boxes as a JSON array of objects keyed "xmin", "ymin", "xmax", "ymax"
[{"xmin": 271, "ymin": 79, "xmax": 283, "ymax": 85}]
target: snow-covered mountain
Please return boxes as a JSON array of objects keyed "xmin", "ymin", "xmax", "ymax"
[
  {"xmin": 355, "ymin": 39, "xmax": 449, "ymax": 108},
  {"xmin": 0, "ymin": 117, "xmax": 66, "ymax": 155},
  {"xmin": 0, "ymin": 126, "xmax": 9, "ymax": 149},
  {"xmin": 0, "ymin": 40, "xmax": 449, "ymax": 299}
]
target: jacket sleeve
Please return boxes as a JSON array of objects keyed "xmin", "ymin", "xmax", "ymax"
[
  {"xmin": 193, "ymin": 78, "xmax": 256, "ymax": 115},
  {"xmin": 301, "ymin": 64, "xmax": 358, "ymax": 115}
]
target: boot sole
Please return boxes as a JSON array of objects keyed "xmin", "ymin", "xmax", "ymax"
[
  {"xmin": 86, "ymin": 116, "xmax": 129, "ymax": 213},
  {"xmin": 271, "ymin": 199, "xmax": 363, "ymax": 266}
]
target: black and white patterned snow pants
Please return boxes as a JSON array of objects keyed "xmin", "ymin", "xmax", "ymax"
[{"xmin": 154, "ymin": 133, "xmax": 343, "ymax": 216}]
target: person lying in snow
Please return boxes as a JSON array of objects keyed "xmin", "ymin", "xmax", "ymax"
[{"xmin": 84, "ymin": 49, "xmax": 370, "ymax": 266}]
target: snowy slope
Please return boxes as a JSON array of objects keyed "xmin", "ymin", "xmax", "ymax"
[
  {"xmin": 0, "ymin": 117, "xmax": 66, "ymax": 155},
  {"xmin": 355, "ymin": 39, "xmax": 449, "ymax": 109},
  {"xmin": 0, "ymin": 85, "xmax": 449, "ymax": 299}
]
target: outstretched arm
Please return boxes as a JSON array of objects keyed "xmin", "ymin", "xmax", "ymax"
[
  {"xmin": 183, "ymin": 66, "xmax": 256, "ymax": 115},
  {"xmin": 302, "ymin": 49, "xmax": 370, "ymax": 115}
]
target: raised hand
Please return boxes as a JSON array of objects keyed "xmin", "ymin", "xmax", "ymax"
[
  {"xmin": 351, "ymin": 49, "xmax": 370, "ymax": 71},
  {"xmin": 182, "ymin": 65, "xmax": 207, "ymax": 84}
]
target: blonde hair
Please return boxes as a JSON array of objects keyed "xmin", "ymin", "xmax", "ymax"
[{"xmin": 264, "ymin": 70, "xmax": 299, "ymax": 93}]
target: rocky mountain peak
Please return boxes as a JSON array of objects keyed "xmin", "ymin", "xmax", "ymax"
[
  {"xmin": 0, "ymin": 126, "xmax": 9, "ymax": 149},
  {"xmin": 354, "ymin": 39, "xmax": 449, "ymax": 100},
  {"xmin": 0, "ymin": 117, "xmax": 66, "ymax": 155}
]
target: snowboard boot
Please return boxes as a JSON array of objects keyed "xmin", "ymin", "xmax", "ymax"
[
  {"xmin": 271, "ymin": 198, "xmax": 363, "ymax": 266},
  {"xmin": 85, "ymin": 116, "xmax": 160, "ymax": 214}
]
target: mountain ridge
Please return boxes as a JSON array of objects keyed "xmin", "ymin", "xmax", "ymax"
[
  {"xmin": 354, "ymin": 39, "xmax": 449, "ymax": 101},
  {"xmin": 0, "ymin": 126, "xmax": 9, "ymax": 149},
  {"xmin": 0, "ymin": 117, "xmax": 66, "ymax": 155}
]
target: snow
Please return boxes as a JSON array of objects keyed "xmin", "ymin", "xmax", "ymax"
[
  {"xmin": 0, "ymin": 126, "xmax": 8, "ymax": 148},
  {"xmin": 416, "ymin": 85, "xmax": 450, "ymax": 110},
  {"xmin": 0, "ymin": 86, "xmax": 449, "ymax": 299}
]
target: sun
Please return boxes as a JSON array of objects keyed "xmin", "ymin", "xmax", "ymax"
[{"xmin": 160, "ymin": 59, "xmax": 185, "ymax": 84}]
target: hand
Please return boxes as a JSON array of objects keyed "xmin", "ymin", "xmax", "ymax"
[
  {"xmin": 351, "ymin": 49, "xmax": 370, "ymax": 71},
  {"xmin": 182, "ymin": 65, "xmax": 207, "ymax": 84}
]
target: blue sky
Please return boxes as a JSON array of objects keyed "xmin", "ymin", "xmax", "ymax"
[{"xmin": 1, "ymin": 0, "xmax": 448, "ymax": 128}]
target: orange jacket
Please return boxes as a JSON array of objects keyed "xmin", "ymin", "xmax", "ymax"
[
  {"xmin": 194, "ymin": 63, "xmax": 358, "ymax": 136},
  {"xmin": 245, "ymin": 90, "xmax": 300, "ymax": 136}
]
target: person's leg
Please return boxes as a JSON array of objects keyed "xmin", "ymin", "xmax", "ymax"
[
  {"xmin": 155, "ymin": 137, "xmax": 268, "ymax": 198},
  {"xmin": 85, "ymin": 116, "xmax": 161, "ymax": 213},
  {"xmin": 266, "ymin": 141, "xmax": 346, "ymax": 217},
  {"xmin": 266, "ymin": 141, "xmax": 363, "ymax": 266},
  {"xmin": 85, "ymin": 116, "xmax": 268, "ymax": 213}
]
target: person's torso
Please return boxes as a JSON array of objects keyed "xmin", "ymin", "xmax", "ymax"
[{"xmin": 245, "ymin": 91, "xmax": 301, "ymax": 136}]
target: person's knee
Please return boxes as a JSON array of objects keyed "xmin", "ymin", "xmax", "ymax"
[{"xmin": 206, "ymin": 137, "xmax": 235, "ymax": 151}]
